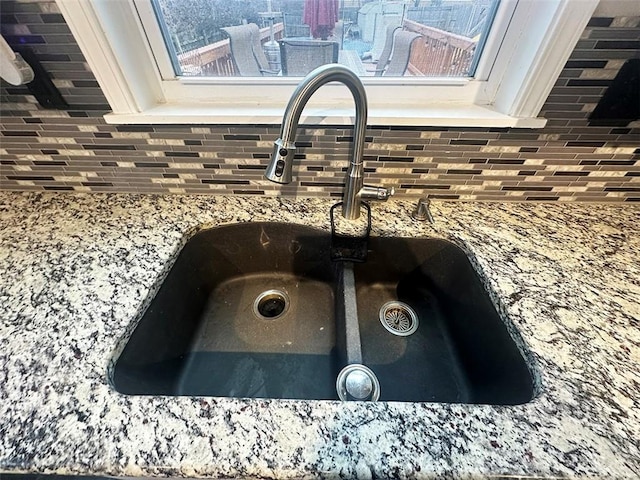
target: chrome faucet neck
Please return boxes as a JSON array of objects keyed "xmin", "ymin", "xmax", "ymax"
[
  {"xmin": 279, "ymin": 64, "xmax": 367, "ymax": 149},
  {"xmin": 265, "ymin": 64, "xmax": 392, "ymax": 220}
]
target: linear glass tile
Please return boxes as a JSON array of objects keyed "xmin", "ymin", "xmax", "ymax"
[
  {"xmin": 595, "ymin": 40, "xmax": 640, "ymax": 50},
  {"xmin": 587, "ymin": 18, "xmax": 613, "ymax": 27}
]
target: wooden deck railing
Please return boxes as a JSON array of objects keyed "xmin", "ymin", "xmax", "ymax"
[
  {"xmin": 177, "ymin": 23, "xmax": 285, "ymax": 76},
  {"xmin": 403, "ymin": 19, "xmax": 477, "ymax": 76},
  {"xmin": 176, "ymin": 20, "xmax": 474, "ymax": 77}
]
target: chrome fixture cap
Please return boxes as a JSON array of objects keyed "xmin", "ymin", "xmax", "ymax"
[{"xmin": 336, "ymin": 364, "xmax": 380, "ymax": 401}]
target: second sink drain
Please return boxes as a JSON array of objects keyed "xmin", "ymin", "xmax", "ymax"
[
  {"xmin": 379, "ymin": 301, "xmax": 419, "ymax": 336},
  {"xmin": 254, "ymin": 289, "xmax": 290, "ymax": 320}
]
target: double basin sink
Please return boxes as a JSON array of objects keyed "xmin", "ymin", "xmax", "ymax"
[{"xmin": 112, "ymin": 222, "xmax": 534, "ymax": 404}]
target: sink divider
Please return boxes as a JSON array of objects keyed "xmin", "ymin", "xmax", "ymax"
[{"xmin": 336, "ymin": 262, "xmax": 363, "ymax": 365}]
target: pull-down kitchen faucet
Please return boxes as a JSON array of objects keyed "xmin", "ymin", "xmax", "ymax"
[{"xmin": 265, "ymin": 64, "xmax": 394, "ymax": 220}]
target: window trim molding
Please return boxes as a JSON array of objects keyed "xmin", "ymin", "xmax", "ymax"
[
  {"xmin": 482, "ymin": 0, "xmax": 599, "ymax": 118},
  {"xmin": 56, "ymin": 0, "xmax": 598, "ymax": 128}
]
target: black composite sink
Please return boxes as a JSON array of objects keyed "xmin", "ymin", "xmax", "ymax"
[
  {"xmin": 113, "ymin": 223, "xmax": 340, "ymax": 399},
  {"xmin": 354, "ymin": 237, "xmax": 533, "ymax": 404},
  {"xmin": 112, "ymin": 222, "xmax": 534, "ymax": 404}
]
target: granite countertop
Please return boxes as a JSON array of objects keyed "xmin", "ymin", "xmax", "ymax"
[{"xmin": 0, "ymin": 191, "xmax": 638, "ymax": 479}]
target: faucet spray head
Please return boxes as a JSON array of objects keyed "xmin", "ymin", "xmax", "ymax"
[{"xmin": 265, "ymin": 138, "xmax": 296, "ymax": 184}]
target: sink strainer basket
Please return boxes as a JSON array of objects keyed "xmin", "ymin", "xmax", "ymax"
[{"xmin": 379, "ymin": 301, "xmax": 419, "ymax": 336}]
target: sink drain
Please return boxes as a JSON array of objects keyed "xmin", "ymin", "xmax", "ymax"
[
  {"xmin": 379, "ymin": 301, "xmax": 419, "ymax": 336},
  {"xmin": 254, "ymin": 289, "xmax": 290, "ymax": 320}
]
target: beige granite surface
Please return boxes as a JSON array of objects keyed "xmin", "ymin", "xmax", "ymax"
[{"xmin": 0, "ymin": 192, "xmax": 638, "ymax": 479}]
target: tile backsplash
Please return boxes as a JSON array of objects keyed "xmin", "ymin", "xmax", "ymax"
[{"xmin": 1, "ymin": 0, "xmax": 638, "ymax": 202}]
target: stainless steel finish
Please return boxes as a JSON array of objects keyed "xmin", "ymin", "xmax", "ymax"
[
  {"xmin": 412, "ymin": 197, "xmax": 434, "ymax": 223},
  {"xmin": 379, "ymin": 301, "xmax": 419, "ymax": 336},
  {"xmin": 360, "ymin": 185, "xmax": 395, "ymax": 201},
  {"xmin": 264, "ymin": 139, "xmax": 296, "ymax": 184},
  {"xmin": 336, "ymin": 364, "xmax": 381, "ymax": 401},
  {"xmin": 253, "ymin": 289, "xmax": 290, "ymax": 320},
  {"xmin": 345, "ymin": 369, "xmax": 373, "ymax": 399},
  {"xmin": 265, "ymin": 64, "xmax": 394, "ymax": 220}
]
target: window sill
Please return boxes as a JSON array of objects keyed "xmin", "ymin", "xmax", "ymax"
[
  {"xmin": 104, "ymin": 103, "xmax": 547, "ymax": 128},
  {"xmin": 58, "ymin": 0, "xmax": 596, "ymax": 131}
]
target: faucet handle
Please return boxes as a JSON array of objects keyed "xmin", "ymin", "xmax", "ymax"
[{"xmin": 360, "ymin": 185, "xmax": 395, "ymax": 201}]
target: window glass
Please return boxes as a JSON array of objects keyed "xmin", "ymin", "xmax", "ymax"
[{"xmin": 153, "ymin": 0, "xmax": 499, "ymax": 78}]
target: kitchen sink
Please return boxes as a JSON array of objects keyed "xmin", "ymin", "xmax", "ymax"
[
  {"xmin": 112, "ymin": 222, "xmax": 534, "ymax": 404},
  {"xmin": 354, "ymin": 237, "xmax": 533, "ymax": 404},
  {"xmin": 113, "ymin": 223, "xmax": 340, "ymax": 399}
]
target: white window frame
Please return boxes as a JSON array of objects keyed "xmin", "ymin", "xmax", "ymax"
[{"xmin": 55, "ymin": 0, "xmax": 598, "ymax": 127}]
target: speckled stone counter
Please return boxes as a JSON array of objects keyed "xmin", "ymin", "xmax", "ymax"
[{"xmin": 1, "ymin": 192, "xmax": 638, "ymax": 479}]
